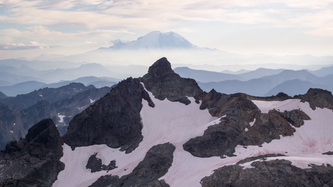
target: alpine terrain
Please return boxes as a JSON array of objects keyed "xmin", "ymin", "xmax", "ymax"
[{"xmin": 0, "ymin": 57, "xmax": 332, "ymax": 186}]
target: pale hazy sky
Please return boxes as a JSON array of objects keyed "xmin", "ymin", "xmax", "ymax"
[{"xmin": 1, "ymin": 0, "xmax": 333, "ymax": 60}]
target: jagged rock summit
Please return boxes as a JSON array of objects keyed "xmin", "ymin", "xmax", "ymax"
[
  {"xmin": 141, "ymin": 57, "xmax": 203, "ymax": 104},
  {"xmin": 63, "ymin": 57, "xmax": 203, "ymax": 152},
  {"xmin": 1, "ymin": 57, "xmax": 333, "ymax": 187},
  {"xmin": 0, "ymin": 119, "xmax": 64, "ymax": 186}
]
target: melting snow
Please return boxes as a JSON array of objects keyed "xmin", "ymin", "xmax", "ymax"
[
  {"xmin": 57, "ymin": 113, "xmax": 65, "ymax": 123},
  {"xmin": 249, "ymin": 118, "xmax": 256, "ymax": 126},
  {"xmin": 53, "ymin": 92, "xmax": 333, "ymax": 187}
]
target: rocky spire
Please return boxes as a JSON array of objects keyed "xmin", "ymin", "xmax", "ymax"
[{"xmin": 141, "ymin": 57, "xmax": 203, "ymax": 105}]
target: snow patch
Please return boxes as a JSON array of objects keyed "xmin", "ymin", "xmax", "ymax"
[
  {"xmin": 236, "ymin": 99, "xmax": 333, "ymax": 169},
  {"xmin": 249, "ymin": 118, "xmax": 256, "ymax": 127},
  {"xmin": 54, "ymin": 95, "xmax": 333, "ymax": 187},
  {"xmin": 58, "ymin": 113, "xmax": 65, "ymax": 123},
  {"xmin": 90, "ymin": 99, "xmax": 95, "ymax": 104},
  {"xmin": 13, "ymin": 123, "xmax": 16, "ymax": 126},
  {"xmin": 9, "ymin": 130, "xmax": 13, "ymax": 134}
]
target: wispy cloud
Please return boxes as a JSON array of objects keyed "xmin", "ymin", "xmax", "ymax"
[
  {"xmin": 0, "ymin": 0, "xmax": 333, "ymax": 56},
  {"xmin": 0, "ymin": 41, "xmax": 50, "ymax": 50}
]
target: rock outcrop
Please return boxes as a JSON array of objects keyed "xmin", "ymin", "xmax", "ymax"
[
  {"xmin": 63, "ymin": 78, "xmax": 154, "ymax": 153},
  {"xmin": 90, "ymin": 143, "xmax": 175, "ymax": 187},
  {"xmin": 0, "ymin": 119, "xmax": 64, "ymax": 186},
  {"xmin": 201, "ymin": 159, "xmax": 333, "ymax": 187},
  {"xmin": 184, "ymin": 91, "xmax": 310, "ymax": 157},
  {"xmin": 86, "ymin": 153, "xmax": 117, "ymax": 173},
  {"xmin": 141, "ymin": 57, "xmax": 203, "ymax": 105},
  {"xmin": 295, "ymin": 88, "xmax": 333, "ymax": 110}
]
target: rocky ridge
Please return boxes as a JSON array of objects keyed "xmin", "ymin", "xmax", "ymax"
[
  {"xmin": 0, "ymin": 57, "xmax": 332, "ymax": 186},
  {"xmin": 0, "ymin": 119, "xmax": 64, "ymax": 186},
  {"xmin": 0, "ymin": 84, "xmax": 110, "ymax": 149}
]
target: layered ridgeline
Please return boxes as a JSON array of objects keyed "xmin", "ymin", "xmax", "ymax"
[
  {"xmin": 1, "ymin": 57, "xmax": 333, "ymax": 186},
  {"xmin": 0, "ymin": 83, "xmax": 111, "ymax": 150}
]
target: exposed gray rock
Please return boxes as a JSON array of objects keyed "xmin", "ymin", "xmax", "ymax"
[
  {"xmin": 295, "ymin": 88, "xmax": 333, "ymax": 110},
  {"xmin": 90, "ymin": 143, "xmax": 175, "ymax": 187},
  {"xmin": 323, "ymin": 151, "xmax": 333, "ymax": 155},
  {"xmin": 0, "ymin": 119, "xmax": 64, "ymax": 187},
  {"xmin": 184, "ymin": 91, "xmax": 310, "ymax": 157},
  {"xmin": 86, "ymin": 153, "xmax": 117, "ymax": 173},
  {"xmin": 201, "ymin": 159, "xmax": 333, "ymax": 187},
  {"xmin": 0, "ymin": 85, "xmax": 110, "ymax": 149},
  {"xmin": 63, "ymin": 77, "xmax": 154, "ymax": 153},
  {"xmin": 141, "ymin": 57, "xmax": 203, "ymax": 105}
]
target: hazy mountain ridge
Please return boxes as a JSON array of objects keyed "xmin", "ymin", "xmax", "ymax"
[
  {"xmin": 0, "ymin": 83, "xmax": 111, "ymax": 149},
  {"xmin": 0, "ymin": 91, "xmax": 7, "ymax": 100},
  {"xmin": 176, "ymin": 66, "xmax": 333, "ymax": 96},
  {"xmin": 1, "ymin": 57, "xmax": 333, "ymax": 97},
  {"xmin": 1, "ymin": 57, "xmax": 332, "ymax": 186},
  {"xmin": 0, "ymin": 59, "xmax": 121, "ymax": 96}
]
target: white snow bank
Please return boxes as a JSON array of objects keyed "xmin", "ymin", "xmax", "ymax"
[
  {"xmin": 53, "ymin": 94, "xmax": 333, "ymax": 187},
  {"xmin": 236, "ymin": 99, "xmax": 333, "ymax": 169},
  {"xmin": 57, "ymin": 113, "xmax": 65, "ymax": 123}
]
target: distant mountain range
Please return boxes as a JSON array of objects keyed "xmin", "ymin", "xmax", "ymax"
[
  {"xmin": 175, "ymin": 66, "xmax": 333, "ymax": 96},
  {"xmin": 1, "ymin": 56, "xmax": 332, "ymax": 97},
  {"xmin": 0, "ymin": 82, "xmax": 111, "ymax": 149}
]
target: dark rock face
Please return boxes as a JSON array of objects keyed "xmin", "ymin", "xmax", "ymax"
[
  {"xmin": 0, "ymin": 103, "xmax": 24, "ymax": 150},
  {"xmin": 295, "ymin": 88, "xmax": 333, "ymax": 110},
  {"xmin": 201, "ymin": 159, "xmax": 333, "ymax": 187},
  {"xmin": 63, "ymin": 77, "xmax": 154, "ymax": 153},
  {"xmin": 86, "ymin": 153, "xmax": 117, "ymax": 173},
  {"xmin": 0, "ymin": 85, "xmax": 110, "ymax": 149},
  {"xmin": 184, "ymin": 91, "xmax": 310, "ymax": 157},
  {"xmin": 141, "ymin": 57, "xmax": 203, "ymax": 105},
  {"xmin": 90, "ymin": 143, "xmax": 175, "ymax": 187},
  {"xmin": 323, "ymin": 151, "xmax": 333, "ymax": 155},
  {"xmin": 0, "ymin": 119, "xmax": 64, "ymax": 186}
]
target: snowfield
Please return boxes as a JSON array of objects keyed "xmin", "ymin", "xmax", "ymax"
[{"xmin": 53, "ymin": 91, "xmax": 333, "ymax": 187}]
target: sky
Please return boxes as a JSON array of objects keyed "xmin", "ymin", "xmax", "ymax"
[{"xmin": 0, "ymin": 0, "xmax": 333, "ymax": 61}]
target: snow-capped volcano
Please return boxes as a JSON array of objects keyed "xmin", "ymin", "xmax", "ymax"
[
  {"xmin": 102, "ymin": 31, "xmax": 196, "ymax": 50},
  {"xmin": 0, "ymin": 57, "xmax": 333, "ymax": 186}
]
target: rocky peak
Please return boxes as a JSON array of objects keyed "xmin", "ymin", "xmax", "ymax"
[
  {"xmin": 63, "ymin": 77, "xmax": 154, "ymax": 152},
  {"xmin": 141, "ymin": 57, "xmax": 203, "ymax": 105},
  {"xmin": 25, "ymin": 118, "xmax": 63, "ymax": 157},
  {"xmin": 146, "ymin": 57, "xmax": 174, "ymax": 78},
  {"xmin": 295, "ymin": 88, "xmax": 333, "ymax": 110},
  {"xmin": 0, "ymin": 118, "xmax": 64, "ymax": 186},
  {"xmin": 3, "ymin": 118, "xmax": 63, "ymax": 159}
]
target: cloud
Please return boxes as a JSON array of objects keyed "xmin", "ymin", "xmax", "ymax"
[
  {"xmin": 1, "ymin": 0, "xmax": 332, "ymax": 34},
  {"xmin": 0, "ymin": 41, "xmax": 49, "ymax": 50},
  {"xmin": 1, "ymin": 0, "xmax": 333, "ymax": 56}
]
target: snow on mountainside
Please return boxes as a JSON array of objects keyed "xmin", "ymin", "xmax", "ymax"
[
  {"xmin": 101, "ymin": 31, "xmax": 196, "ymax": 50},
  {"xmin": 0, "ymin": 58, "xmax": 333, "ymax": 186},
  {"xmin": 54, "ymin": 89, "xmax": 333, "ymax": 187}
]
